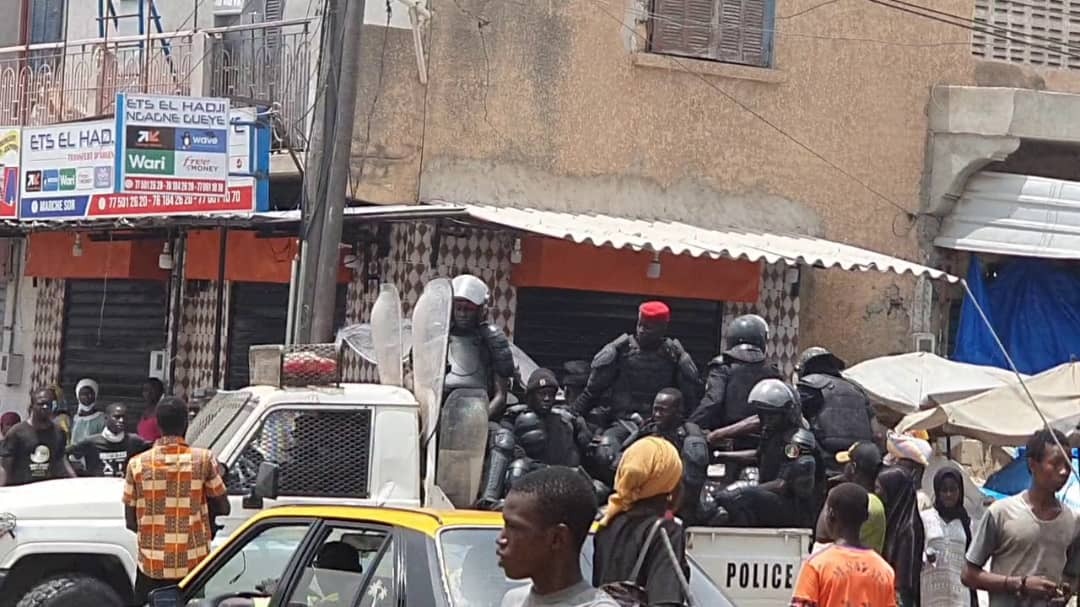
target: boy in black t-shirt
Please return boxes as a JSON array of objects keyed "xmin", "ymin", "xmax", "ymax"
[
  {"xmin": 1, "ymin": 387, "xmax": 75, "ymax": 486},
  {"xmin": 69, "ymin": 403, "xmax": 151, "ymax": 477}
]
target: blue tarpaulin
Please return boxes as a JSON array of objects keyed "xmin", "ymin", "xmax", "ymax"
[
  {"xmin": 954, "ymin": 256, "xmax": 1080, "ymax": 375},
  {"xmin": 983, "ymin": 448, "xmax": 1080, "ymax": 509}
]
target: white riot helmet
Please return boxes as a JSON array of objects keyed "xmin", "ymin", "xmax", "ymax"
[{"xmin": 451, "ymin": 274, "xmax": 490, "ymax": 307}]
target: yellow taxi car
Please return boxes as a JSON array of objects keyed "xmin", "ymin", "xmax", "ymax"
[{"xmin": 146, "ymin": 505, "xmax": 734, "ymax": 607}]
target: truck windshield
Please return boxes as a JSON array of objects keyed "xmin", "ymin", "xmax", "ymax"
[
  {"xmin": 188, "ymin": 391, "xmax": 254, "ymax": 456},
  {"xmin": 437, "ymin": 527, "xmax": 732, "ymax": 607}
]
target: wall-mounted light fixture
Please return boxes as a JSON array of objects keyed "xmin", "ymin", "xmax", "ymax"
[
  {"xmin": 72, "ymin": 234, "xmax": 83, "ymax": 258},
  {"xmin": 158, "ymin": 241, "xmax": 174, "ymax": 270},
  {"xmin": 510, "ymin": 237, "xmax": 523, "ymax": 264},
  {"xmin": 646, "ymin": 251, "xmax": 661, "ymax": 279}
]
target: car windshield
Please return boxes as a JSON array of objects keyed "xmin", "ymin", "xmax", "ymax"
[
  {"xmin": 188, "ymin": 391, "xmax": 255, "ymax": 456},
  {"xmin": 437, "ymin": 527, "xmax": 734, "ymax": 607}
]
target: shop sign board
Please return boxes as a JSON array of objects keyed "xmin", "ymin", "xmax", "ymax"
[
  {"xmin": 19, "ymin": 107, "xmax": 267, "ymax": 220},
  {"xmin": 0, "ymin": 128, "xmax": 19, "ymax": 218},
  {"xmin": 115, "ymin": 92, "xmax": 230, "ymax": 199}
]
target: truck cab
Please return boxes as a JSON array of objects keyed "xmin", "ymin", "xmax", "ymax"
[{"xmin": 0, "ymin": 379, "xmax": 430, "ymax": 607}]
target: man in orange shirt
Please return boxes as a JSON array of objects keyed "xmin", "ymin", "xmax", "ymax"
[
  {"xmin": 123, "ymin": 397, "xmax": 230, "ymax": 603},
  {"xmin": 792, "ymin": 482, "xmax": 896, "ymax": 607}
]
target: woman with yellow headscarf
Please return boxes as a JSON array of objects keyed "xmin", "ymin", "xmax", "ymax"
[{"xmin": 592, "ymin": 436, "xmax": 690, "ymax": 606}]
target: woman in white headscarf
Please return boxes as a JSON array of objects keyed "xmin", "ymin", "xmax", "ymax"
[{"xmin": 70, "ymin": 378, "xmax": 106, "ymax": 447}]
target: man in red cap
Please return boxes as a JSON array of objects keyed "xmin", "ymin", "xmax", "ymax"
[{"xmin": 572, "ymin": 301, "xmax": 700, "ymax": 486}]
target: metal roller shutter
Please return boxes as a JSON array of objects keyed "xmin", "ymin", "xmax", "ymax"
[
  {"xmin": 512, "ymin": 287, "xmax": 724, "ymax": 372},
  {"xmin": 60, "ymin": 280, "xmax": 168, "ymax": 408},
  {"xmin": 226, "ymin": 282, "xmax": 348, "ymax": 389}
]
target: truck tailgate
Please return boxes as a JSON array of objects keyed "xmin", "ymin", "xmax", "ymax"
[{"xmin": 686, "ymin": 526, "xmax": 810, "ymax": 607}]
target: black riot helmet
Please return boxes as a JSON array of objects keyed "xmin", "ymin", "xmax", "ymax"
[
  {"xmin": 796, "ymin": 346, "xmax": 846, "ymax": 376},
  {"xmin": 748, "ymin": 379, "xmax": 800, "ymax": 429},
  {"xmin": 725, "ymin": 314, "xmax": 769, "ymax": 351},
  {"xmin": 788, "ymin": 428, "xmax": 818, "ymax": 455}
]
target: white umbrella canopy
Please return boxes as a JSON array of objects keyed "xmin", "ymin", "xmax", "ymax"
[
  {"xmin": 896, "ymin": 362, "xmax": 1080, "ymax": 446},
  {"xmin": 842, "ymin": 352, "xmax": 1024, "ymax": 416}
]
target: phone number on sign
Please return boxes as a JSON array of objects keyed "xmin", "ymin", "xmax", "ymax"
[{"xmin": 91, "ymin": 187, "xmax": 251, "ymax": 216}]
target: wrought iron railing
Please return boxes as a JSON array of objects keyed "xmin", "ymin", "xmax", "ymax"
[{"xmin": 0, "ymin": 19, "xmax": 316, "ymax": 149}]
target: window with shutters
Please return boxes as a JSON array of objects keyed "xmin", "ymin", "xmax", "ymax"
[
  {"xmin": 972, "ymin": 0, "xmax": 1080, "ymax": 70},
  {"xmin": 649, "ymin": 0, "xmax": 775, "ymax": 68}
]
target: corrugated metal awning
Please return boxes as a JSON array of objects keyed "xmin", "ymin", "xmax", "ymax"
[
  {"xmin": 936, "ymin": 171, "xmax": 1080, "ymax": 259},
  {"xmin": 428, "ymin": 203, "xmax": 957, "ymax": 282}
]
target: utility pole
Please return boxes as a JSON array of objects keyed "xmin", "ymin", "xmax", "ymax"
[{"xmin": 296, "ymin": 0, "xmax": 366, "ymax": 343}]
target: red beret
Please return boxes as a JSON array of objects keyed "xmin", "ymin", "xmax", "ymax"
[{"xmin": 639, "ymin": 301, "xmax": 671, "ymax": 322}]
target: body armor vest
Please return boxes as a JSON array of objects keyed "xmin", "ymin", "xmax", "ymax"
[
  {"xmin": 805, "ymin": 374, "xmax": 873, "ymax": 455},
  {"xmin": 611, "ymin": 341, "xmax": 678, "ymax": 417},
  {"xmin": 722, "ymin": 360, "xmax": 783, "ymax": 427},
  {"xmin": 445, "ymin": 330, "xmax": 493, "ymax": 393}
]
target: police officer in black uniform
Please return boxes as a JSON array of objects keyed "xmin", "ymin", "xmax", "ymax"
[
  {"xmin": 710, "ymin": 379, "xmax": 822, "ymax": 528},
  {"xmin": 572, "ymin": 301, "xmax": 700, "ymax": 420},
  {"xmin": 573, "ymin": 301, "xmax": 700, "ymax": 486},
  {"xmin": 795, "ymin": 346, "xmax": 875, "ymax": 477},
  {"xmin": 635, "ymin": 387, "xmax": 709, "ymax": 524},
  {"xmin": 479, "ymin": 368, "xmax": 593, "ymax": 506},
  {"xmin": 448, "ymin": 274, "xmax": 517, "ymax": 507},
  {"xmin": 690, "ymin": 314, "xmax": 783, "ymax": 452}
]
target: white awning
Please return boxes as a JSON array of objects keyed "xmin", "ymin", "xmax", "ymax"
[
  {"xmin": 432, "ymin": 203, "xmax": 958, "ymax": 282},
  {"xmin": 936, "ymin": 171, "xmax": 1080, "ymax": 259}
]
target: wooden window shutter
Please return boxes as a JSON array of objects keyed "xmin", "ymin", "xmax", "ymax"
[
  {"xmin": 715, "ymin": 0, "xmax": 771, "ymax": 67},
  {"xmin": 651, "ymin": 0, "xmax": 716, "ymax": 60}
]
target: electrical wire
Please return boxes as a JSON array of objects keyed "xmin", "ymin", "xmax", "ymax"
[
  {"xmin": 879, "ymin": 0, "xmax": 1080, "ymax": 55},
  {"xmin": 866, "ymin": 0, "xmax": 1080, "ymax": 62},
  {"xmin": 583, "ymin": 0, "xmax": 917, "ymax": 219},
  {"xmin": 603, "ymin": 0, "xmax": 971, "ymax": 49},
  {"xmin": 959, "ymin": 279, "xmax": 1080, "ymax": 485}
]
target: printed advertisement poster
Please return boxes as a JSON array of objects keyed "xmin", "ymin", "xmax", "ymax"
[
  {"xmin": 19, "ymin": 108, "xmax": 263, "ymax": 220},
  {"xmin": 115, "ymin": 93, "xmax": 230, "ymax": 198},
  {"xmin": 0, "ymin": 128, "xmax": 20, "ymax": 218}
]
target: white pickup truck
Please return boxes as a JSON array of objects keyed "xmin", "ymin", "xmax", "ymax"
[{"xmin": 0, "ymin": 379, "xmax": 808, "ymax": 607}]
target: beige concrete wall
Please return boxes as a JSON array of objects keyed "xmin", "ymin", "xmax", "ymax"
[{"xmin": 346, "ymin": 0, "xmax": 1080, "ymax": 364}]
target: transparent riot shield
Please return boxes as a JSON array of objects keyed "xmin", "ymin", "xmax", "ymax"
[
  {"xmin": 436, "ymin": 388, "xmax": 490, "ymax": 508},
  {"xmin": 337, "ymin": 322, "xmax": 413, "ymax": 367},
  {"xmin": 411, "ymin": 278, "xmax": 453, "ymax": 446},
  {"xmin": 371, "ymin": 284, "xmax": 404, "ymax": 387}
]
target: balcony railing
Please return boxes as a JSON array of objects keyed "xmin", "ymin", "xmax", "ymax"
[
  {"xmin": 206, "ymin": 19, "xmax": 315, "ymax": 150},
  {"xmin": 0, "ymin": 18, "xmax": 316, "ymax": 149}
]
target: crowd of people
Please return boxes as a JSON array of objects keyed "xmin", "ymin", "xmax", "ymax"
[
  {"xmin": 2, "ymin": 273, "xmax": 1079, "ymax": 607},
  {"xmin": 0, "ymin": 378, "xmax": 168, "ymax": 486}
]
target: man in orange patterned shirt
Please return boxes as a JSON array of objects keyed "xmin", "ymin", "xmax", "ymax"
[{"xmin": 123, "ymin": 397, "xmax": 230, "ymax": 603}]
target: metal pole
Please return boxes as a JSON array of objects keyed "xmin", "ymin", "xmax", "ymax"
[
  {"xmin": 310, "ymin": 0, "xmax": 365, "ymax": 342},
  {"xmin": 211, "ymin": 227, "xmax": 228, "ymax": 388},
  {"xmin": 167, "ymin": 232, "xmax": 187, "ymax": 390},
  {"xmin": 285, "ymin": 252, "xmax": 300, "ymax": 346},
  {"xmin": 294, "ymin": 0, "xmax": 342, "ymax": 344}
]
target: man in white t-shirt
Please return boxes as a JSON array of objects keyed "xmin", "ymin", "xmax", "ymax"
[
  {"xmin": 963, "ymin": 428, "xmax": 1080, "ymax": 606},
  {"xmin": 497, "ymin": 467, "xmax": 617, "ymax": 607}
]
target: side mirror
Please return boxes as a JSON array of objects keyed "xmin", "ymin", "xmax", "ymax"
[
  {"xmin": 147, "ymin": 584, "xmax": 181, "ymax": 606},
  {"xmin": 243, "ymin": 461, "xmax": 280, "ymax": 509}
]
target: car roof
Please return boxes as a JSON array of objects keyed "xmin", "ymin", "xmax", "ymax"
[{"xmin": 240, "ymin": 505, "xmax": 505, "ymax": 536}]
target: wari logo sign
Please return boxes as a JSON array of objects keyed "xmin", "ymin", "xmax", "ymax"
[
  {"xmin": 115, "ymin": 93, "xmax": 229, "ymax": 197},
  {"xmin": 18, "ymin": 119, "xmax": 118, "ymax": 220},
  {"xmin": 126, "ymin": 150, "xmax": 174, "ymax": 174}
]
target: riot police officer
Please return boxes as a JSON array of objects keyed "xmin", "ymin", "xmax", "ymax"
[
  {"xmin": 796, "ymin": 347, "xmax": 874, "ymax": 476},
  {"xmin": 572, "ymin": 301, "xmax": 700, "ymax": 421},
  {"xmin": 711, "ymin": 379, "xmax": 822, "ymax": 528},
  {"xmin": 478, "ymin": 368, "xmax": 593, "ymax": 507},
  {"xmin": 635, "ymin": 388, "xmax": 709, "ymax": 524},
  {"xmin": 446, "ymin": 274, "xmax": 515, "ymax": 417},
  {"xmin": 690, "ymin": 314, "xmax": 783, "ymax": 451}
]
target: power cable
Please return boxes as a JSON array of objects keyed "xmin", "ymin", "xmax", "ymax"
[
  {"xmin": 583, "ymin": 0, "xmax": 917, "ymax": 219},
  {"xmin": 866, "ymin": 0, "xmax": 1080, "ymax": 62}
]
